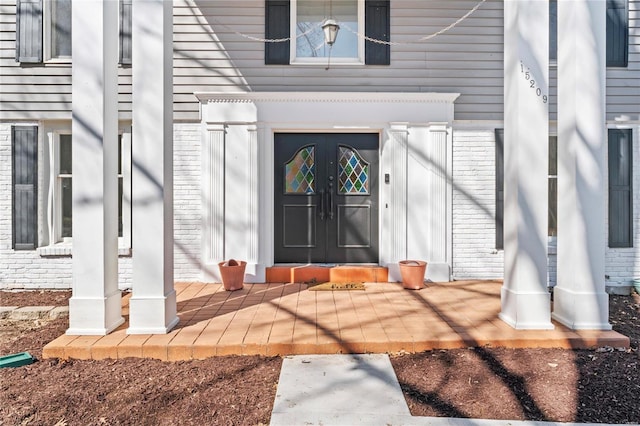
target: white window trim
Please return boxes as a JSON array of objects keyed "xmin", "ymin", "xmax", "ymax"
[
  {"xmin": 43, "ymin": 0, "xmax": 71, "ymax": 63},
  {"xmin": 37, "ymin": 125, "xmax": 132, "ymax": 256},
  {"xmin": 290, "ymin": 0, "xmax": 364, "ymax": 66}
]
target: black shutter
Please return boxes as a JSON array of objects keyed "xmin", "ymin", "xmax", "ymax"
[
  {"xmin": 119, "ymin": 0, "xmax": 132, "ymax": 65},
  {"xmin": 12, "ymin": 126, "xmax": 38, "ymax": 250},
  {"xmin": 608, "ymin": 129, "xmax": 633, "ymax": 248},
  {"xmin": 606, "ymin": 0, "xmax": 628, "ymax": 67},
  {"xmin": 265, "ymin": 0, "xmax": 290, "ymax": 65},
  {"xmin": 495, "ymin": 129, "xmax": 504, "ymax": 250},
  {"xmin": 365, "ymin": 0, "xmax": 390, "ymax": 65},
  {"xmin": 15, "ymin": 0, "xmax": 43, "ymax": 63}
]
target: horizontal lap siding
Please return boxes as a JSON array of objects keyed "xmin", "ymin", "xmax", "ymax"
[
  {"xmin": 174, "ymin": 0, "xmax": 505, "ymax": 121},
  {"xmin": 0, "ymin": 1, "xmax": 133, "ymax": 121},
  {"xmin": 2, "ymin": 0, "xmax": 638, "ymax": 122}
]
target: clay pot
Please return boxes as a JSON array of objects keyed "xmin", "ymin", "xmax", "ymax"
[
  {"xmin": 218, "ymin": 259, "xmax": 246, "ymax": 291},
  {"xmin": 399, "ymin": 260, "xmax": 427, "ymax": 290}
]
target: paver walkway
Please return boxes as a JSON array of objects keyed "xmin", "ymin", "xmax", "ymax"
[{"xmin": 43, "ymin": 281, "xmax": 629, "ymax": 360}]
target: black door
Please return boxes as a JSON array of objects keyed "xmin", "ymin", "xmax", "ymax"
[{"xmin": 274, "ymin": 133, "xmax": 379, "ymax": 263}]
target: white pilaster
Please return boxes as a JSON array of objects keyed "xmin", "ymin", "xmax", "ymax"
[
  {"xmin": 406, "ymin": 124, "xmax": 451, "ymax": 281},
  {"xmin": 553, "ymin": 0, "xmax": 611, "ymax": 330},
  {"xmin": 387, "ymin": 123, "xmax": 409, "ymax": 281},
  {"xmin": 500, "ymin": 0, "xmax": 553, "ymax": 329},
  {"xmin": 128, "ymin": 0, "xmax": 178, "ymax": 334},
  {"xmin": 67, "ymin": 0, "xmax": 123, "ymax": 335},
  {"xmin": 201, "ymin": 124, "xmax": 226, "ymax": 281},
  {"xmin": 247, "ymin": 124, "xmax": 263, "ymax": 280}
]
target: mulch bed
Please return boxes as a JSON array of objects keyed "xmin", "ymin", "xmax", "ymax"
[{"xmin": 0, "ymin": 290, "xmax": 638, "ymax": 424}]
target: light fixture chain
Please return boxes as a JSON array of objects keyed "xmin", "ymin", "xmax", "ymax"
[
  {"xmin": 205, "ymin": 0, "xmax": 486, "ymax": 45},
  {"xmin": 341, "ymin": 0, "xmax": 486, "ymax": 45}
]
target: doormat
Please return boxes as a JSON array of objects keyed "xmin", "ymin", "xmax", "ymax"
[{"xmin": 307, "ymin": 282, "xmax": 366, "ymax": 291}]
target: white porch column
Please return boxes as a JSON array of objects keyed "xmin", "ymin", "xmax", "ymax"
[
  {"xmin": 553, "ymin": 0, "xmax": 611, "ymax": 330},
  {"xmin": 68, "ymin": 0, "xmax": 123, "ymax": 335},
  {"xmin": 128, "ymin": 0, "xmax": 178, "ymax": 334},
  {"xmin": 500, "ymin": 0, "xmax": 553, "ymax": 329},
  {"xmin": 386, "ymin": 123, "xmax": 409, "ymax": 281}
]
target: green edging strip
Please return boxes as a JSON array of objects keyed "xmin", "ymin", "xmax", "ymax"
[{"xmin": 0, "ymin": 352, "xmax": 34, "ymax": 368}]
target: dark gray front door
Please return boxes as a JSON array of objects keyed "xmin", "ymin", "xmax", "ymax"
[{"xmin": 274, "ymin": 133, "xmax": 379, "ymax": 263}]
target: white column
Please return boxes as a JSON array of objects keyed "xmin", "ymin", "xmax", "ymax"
[
  {"xmin": 386, "ymin": 123, "xmax": 408, "ymax": 281},
  {"xmin": 553, "ymin": 0, "xmax": 611, "ymax": 330},
  {"xmin": 128, "ymin": 0, "xmax": 178, "ymax": 334},
  {"xmin": 68, "ymin": 0, "xmax": 123, "ymax": 335},
  {"xmin": 500, "ymin": 0, "xmax": 553, "ymax": 329}
]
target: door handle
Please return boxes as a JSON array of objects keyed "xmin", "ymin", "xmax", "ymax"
[
  {"xmin": 327, "ymin": 185, "xmax": 334, "ymax": 220},
  {"xmin": 318, "ymin": 189, "xmax": 325, "ymax": 220}
]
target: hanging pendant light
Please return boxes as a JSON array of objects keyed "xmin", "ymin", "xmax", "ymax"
[{"xmin": 322, "ymin": 19, "xmax": 340, "ymax": 46}]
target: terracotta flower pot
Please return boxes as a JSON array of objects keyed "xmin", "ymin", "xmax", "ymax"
[
  {"xmin": 399, "ymin": 260, "xmax": 427, "ymax": 290},
  {"xmin": 218, "ymin": 259, "xmax": 246, "ymax": 291}
]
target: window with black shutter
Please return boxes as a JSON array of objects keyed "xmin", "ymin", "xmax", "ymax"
[
  {"xmin": 608, "ymin": 129, "xmax": 633, "ymax": 248},
  {"xmin": 606, "ymin": 0, "xmax": 628, "ymax": 67},
  {"xmin": 15, "ymin": 0, "xmax": 132, "ymax": 64},
  {"xmin": 265, "ymin": 0, "xmax": 390, "ymax": 65},
  {"xmin": 549, "ymin": 0, "xmax": 628, "ymax": 67},
  {"xmin": 495, "ymin": 130, "xmax": 558, "ymax": 250},
  {"xmin": 12, "ymin": 126, "xmax": 38, "ymax": 250}
]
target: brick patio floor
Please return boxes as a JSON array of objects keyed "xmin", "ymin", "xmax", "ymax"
[{"xmin": 42, "ymin": 280, "xmax": 629, "ymax": 361}]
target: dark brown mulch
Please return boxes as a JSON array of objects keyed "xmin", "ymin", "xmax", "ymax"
[
  {"xmin": 0, "ymin": 291, "xmax": 638, "ymax": 424},
  {"xmin": 1, "ymin": 290, "xmax": 71, "ymax": 307},
  {"xmin": 391, "ymin": 293, "xmax": 640, "ymax": 424}
]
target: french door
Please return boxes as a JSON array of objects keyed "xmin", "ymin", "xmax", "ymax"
[{"xmin": 274, "ymin": 133, "xmax": 379, "ymax": 263}]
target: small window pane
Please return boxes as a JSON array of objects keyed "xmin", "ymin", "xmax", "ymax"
[
  {"xmin": 51, "ymin": 0, "xmax": 72, "ymax": 58},
  {"xmin": 296, "ymin": 0, "xmax": 358, "ymax": 59},
  {"xmin": 548, "ymin": 178, "xmax": 557, "ymax": 237},
  {"xmin": 548, "ymin": 137, "xmax": 558, "ymax": 237},
  {"xmin": 61, "ymin": 177, "xmax": 72, "ymax": 238},
  {"xmin": 549, "ymin": 136, "xmax": 557, "ymax": 175},
  {"xmin": 118, "ymin": 178, "xmax": 123, "ymax": 237},
  {"xmin": 59, "ymin": 134, "xmax": 72, "ymax": 174}
]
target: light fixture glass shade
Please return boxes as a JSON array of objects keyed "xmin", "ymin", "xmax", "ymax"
[{"xmin": 322, "ymin": 19, "xmax": 340, "ymax": 46}]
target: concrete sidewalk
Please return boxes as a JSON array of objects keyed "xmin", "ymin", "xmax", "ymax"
[{"xmin": 270, "ymin": 354, "xmax": 619, "ymax": 426}]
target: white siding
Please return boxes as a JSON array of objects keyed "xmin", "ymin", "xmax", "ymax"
[{"xmin": 2, "ymin": 1, "xmax": 638, "ymax": 122}]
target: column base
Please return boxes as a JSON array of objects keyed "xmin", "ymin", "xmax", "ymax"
[
  {"xmin": 552, "ymin": 287, "xmax": 612, "ymax": 330},
  {"xmin": 127, "ymin": 290, "xmax": 179, "ymax": 334},
  {"xmin": 499, "ymin": 287, "xmax": 554, "ymax": 330},
  {"xmin": 67, "ymin": 292, "xmax": 124, "ymax": 335}
]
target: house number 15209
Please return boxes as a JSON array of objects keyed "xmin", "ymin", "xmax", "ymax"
[{"xmin": 520, "ymin": 61, "xmax": 548, "ymax": 104}]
